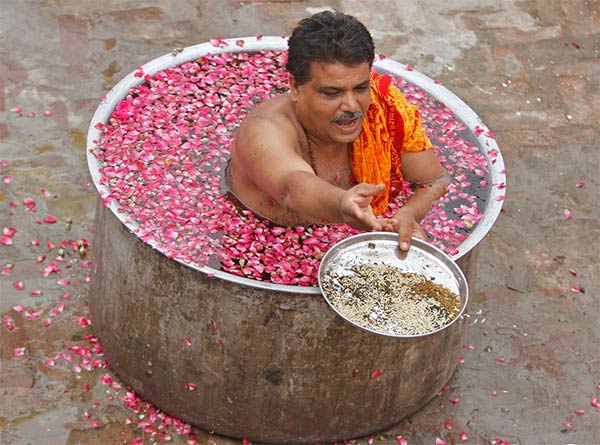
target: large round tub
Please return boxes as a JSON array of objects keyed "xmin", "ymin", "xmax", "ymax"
[{"xmin": 87, "ymin": 36, "xmax": 505, "ymax": 443}]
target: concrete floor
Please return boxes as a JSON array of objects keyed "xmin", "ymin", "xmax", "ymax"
[{"xmin": 1, "ymin": 1, "xmax": 599, "ymax": 444}]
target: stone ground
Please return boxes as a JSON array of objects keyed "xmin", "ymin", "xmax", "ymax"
[{"xmin": 0, "ymin": 1, "xmax": 599, "ymax": 444}]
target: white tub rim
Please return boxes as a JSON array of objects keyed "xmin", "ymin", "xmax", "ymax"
[{"xmin": 86, "ymin": 36, "xmax": 506, "ymax": 295}]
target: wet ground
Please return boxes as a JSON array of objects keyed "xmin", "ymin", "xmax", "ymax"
[{"xmin": 1, "ymin": 1, "xmax": 599, "ymax": 444}]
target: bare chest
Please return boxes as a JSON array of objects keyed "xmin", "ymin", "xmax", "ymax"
[{"xmin": 304, "ymin": 137, "xmax": 353, "ymax": 189}]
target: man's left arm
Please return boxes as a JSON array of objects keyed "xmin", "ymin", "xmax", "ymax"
[{"xmin": 393, "ymin": 149, "xmax": 452, "ymax": 250}]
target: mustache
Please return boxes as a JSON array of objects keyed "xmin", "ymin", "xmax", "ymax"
[{"xmin": 332, "ymin": 111, "xmax": 364, "ymax": 122}]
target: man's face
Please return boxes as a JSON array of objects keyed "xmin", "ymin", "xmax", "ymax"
[{"xmin": 291, "ymin": 61, "xmax": 371, "ymax": 144}]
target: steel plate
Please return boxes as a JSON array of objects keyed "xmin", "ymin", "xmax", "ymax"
[{"xmin": 318, "ymin": 232, "xmax": 469, "ymax": 338}]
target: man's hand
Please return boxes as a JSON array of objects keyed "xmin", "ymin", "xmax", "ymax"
[
  {"xmin": 390, "ymin": 206, "xmax": 427, "ymax": 251},
  {"xmin": 339, "ymin": 182, "xmax": 386, "ymax": 231}
]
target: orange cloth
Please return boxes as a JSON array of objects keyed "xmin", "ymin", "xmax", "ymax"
[{"xmin": 350, "ymin": 71, "xmax": 432, "ymax": 215}]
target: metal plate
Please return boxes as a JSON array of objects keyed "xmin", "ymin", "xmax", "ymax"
[{"xmin": 318, "ymin": 232, "xmax": 469, "ymax": 338}]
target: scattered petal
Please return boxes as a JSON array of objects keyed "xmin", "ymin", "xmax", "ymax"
[{"xmin": 395, "ymin": 436, "xmax": 408, "ymax": 445}]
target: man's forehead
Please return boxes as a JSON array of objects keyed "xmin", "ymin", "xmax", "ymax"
[{"xmin": 307, "ymin": 61, "xmax": 371, "ymax": 86}]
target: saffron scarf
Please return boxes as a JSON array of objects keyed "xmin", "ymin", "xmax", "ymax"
[{"xmin": 350, "ymin": 71, "xmax": 432, "ymax": 215}]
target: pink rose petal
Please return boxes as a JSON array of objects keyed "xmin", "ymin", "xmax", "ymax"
[
  {"xmin": 371, "ymin": 369, "xmax": 382, "ymax": 379},
  {"xmin": 184, "ymin": 382, "xmax": 197, "ymax": 391},
  {"xmin": 395, "ymin": 436, "xmax": 408, "ymax": 445}
]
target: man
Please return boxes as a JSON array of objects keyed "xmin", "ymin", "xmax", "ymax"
[{"xmin": 227, "ymin": 10, "xmax": 451, "ymax": 250}]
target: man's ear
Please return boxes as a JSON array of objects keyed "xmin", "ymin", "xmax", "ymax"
[{"xmin": 289, "ymin": 75, "xmax": 300, "ymax": 102}]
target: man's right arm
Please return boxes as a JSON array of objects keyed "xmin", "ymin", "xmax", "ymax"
[{"xmin": 236, "ymin": 116, "xmax": 384, "ymax": 229}]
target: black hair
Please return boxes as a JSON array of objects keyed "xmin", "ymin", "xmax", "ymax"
[{"xmin": 286, "ymin": 10, "xmax": 375, "ymax": 85}]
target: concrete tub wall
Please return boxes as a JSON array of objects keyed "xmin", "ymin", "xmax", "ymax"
[{"xmin": 90, "ymin": 196, "xmax": 466, "ymax": 443}]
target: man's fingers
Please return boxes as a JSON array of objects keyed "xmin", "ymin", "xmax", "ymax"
[
  {"xmin": 355, "ymin": 182, "xmax": 385, "ymax": 197},
  {"xmin": 398, "ymin": 223, "xmax": 427, "ymax": 250},
  {"xmin": 397, "ymin": 218, "xmax": 411, "ymax": 250}
]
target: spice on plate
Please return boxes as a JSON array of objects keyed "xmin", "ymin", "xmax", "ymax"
[{"xmin": 321, "ymin": 263, "xmax": 461, "ymax": 336}]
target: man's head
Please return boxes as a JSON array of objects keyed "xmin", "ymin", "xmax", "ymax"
[{"xmin": 286, "ymin": 11, "xmax": 375, "ymax": 86}]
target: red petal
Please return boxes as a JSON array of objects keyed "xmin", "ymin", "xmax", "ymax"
[{"xmin": 185, "ymin": 382, "xmax": 197, "ymax": 391}]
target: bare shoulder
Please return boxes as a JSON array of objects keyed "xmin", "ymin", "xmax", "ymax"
[{"xmin": 235, "ymin": 94, "xmax": 300, "ymax": 155}]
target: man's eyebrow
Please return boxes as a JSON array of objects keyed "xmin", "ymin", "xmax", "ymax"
[
  {"xmin": 317, "ymin": 80, "xmax": 370, "ymax": 93},
  {"xmin": 317, "ymin": 85, "xmax": 342, "ymax": 93}
]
